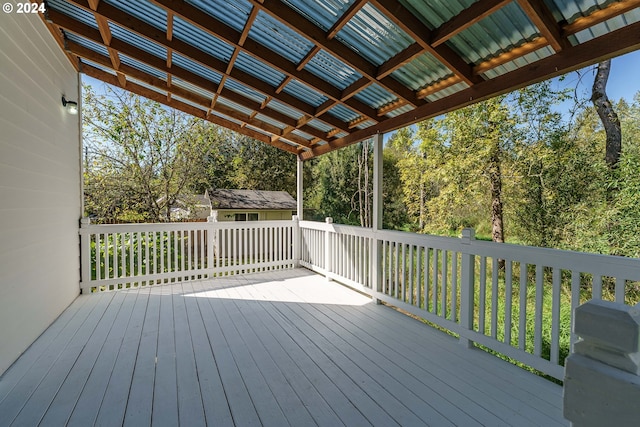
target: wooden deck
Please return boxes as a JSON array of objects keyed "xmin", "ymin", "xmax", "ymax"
[{"xmin": 0, "ymin": 269, "xmax": 566, "ymax": 426}]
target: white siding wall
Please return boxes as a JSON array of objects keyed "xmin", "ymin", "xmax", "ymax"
[{"xmin": 0, "ymin": 9, "xmax": 81, "ymax": 374}]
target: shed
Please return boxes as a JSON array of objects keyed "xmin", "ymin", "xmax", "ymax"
[{"xmin": 208, "ymin": 189, "xmax": 297, "ymax": 222}]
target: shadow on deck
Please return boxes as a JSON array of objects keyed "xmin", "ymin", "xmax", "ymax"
[{"xmin": 0, "ymin": 269, "xmax": 566, "ymax": 426}]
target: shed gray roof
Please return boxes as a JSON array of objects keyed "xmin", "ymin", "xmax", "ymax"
[{"xmin": 209, "ymin": 189, "xmax": 297, "ymax": 210}]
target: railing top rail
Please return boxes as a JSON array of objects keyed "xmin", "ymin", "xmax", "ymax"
[
  {"xmin": 80, "ymin": 219, "xmax": 296, "ymax": 234},
  {"xmin": 301, "ymin": 220, "xmax": 640, "ymax": 280}
]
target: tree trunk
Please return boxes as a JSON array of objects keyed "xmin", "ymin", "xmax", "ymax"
[
  {"xmin": 591, "ymin": 59, "xmax": 621, "ymax": 168},
  {"xmin": 488, "ymin": 142, "xmax": 505, "ymax": 269}
]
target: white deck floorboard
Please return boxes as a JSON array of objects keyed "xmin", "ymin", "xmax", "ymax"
[{"xmin": 0, "ymin": 268, "xmax": 567, "ymax": 426}]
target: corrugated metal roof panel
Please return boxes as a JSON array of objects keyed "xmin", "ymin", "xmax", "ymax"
[
  {"xmin": 172, "ymin": 78, "xmax": 215, "ymax": 100},
  {"xmin": 481, "ymin": 46, "xmax": 554, "ymax": 79},
  {"xmin": 336, "ymin": 3, "xmax": 413, "ymax": 66},
  {"xmin": 307, "ymin": 119, "xmax": 333, "ymax": 133},
  {"xmin": 234, "ymin": 51, "xmax": 286, "ymax": 86},
  {"xmin": 399, "ymin": 0, "xmax": 475, "ymax": 29},
  {"xmin": 282, "ymin": 80, "xmax": 328, "ymax": 108},
  {"xmin": 356, "ymin": 120, "xmax": 375, "ymax": 130},
  {"xmin": 173, "ymin": 16, "xmax": 235, "ymax": 62},
  {"xmin": 80, "ymin": 59, "xmax": 116, "ymax": 75},
  {"xmin": 172, "ymin": 95, "xmax": 208, "ymax": 112},
  {"xmin": 328, "ymin": 104, "xmax": 359, "ymax": 122},
  {"xmin": 128, "ymin": 77, "xmax": 167, "ymax": 96},
  {"xmin": 254, "ymin": 113, "xmax": 287, "ymax": 129},
  {"xmin": 547, "ymin": 0, "xmax": 609, "ymax": 23},
  {"xmin": 291, "ymin": 129, "xmax": 314, "ymax": 140},
  {"xmin": 281, "ymin": 0, "xmax": 356, "ymax": 32},
  {"xmin": 185, "ymin": 0, "xmax": 252, "ymax": 32},
  {"xmin": 449, "ymin": 3, "xmax": 539, "ymax": 65},
  {"xmin": 304, "ymin": 50, "xmax": 361, "ymax": 90},
  {"xmin": 48, "ymin": 0, "xmax": 97, "ymax": 29},
  {"xmin": 103, "ymin": 0, "xmax": 165, "ymax": 30},
  {"xmin": 119, "ymin": 55, "xmax": 167, "ymax": 80},
  {"xmin": 353, "ymin": 84, "xmax": 396, "ymax": 109},
  {"xmin": 172, "ymin": 53, "xmax": 223, "ymax": 84},
  {"xmin": 209, "ymin": 110, "xmax": 244, "ymax": 126},
  {"xmin": 573, "ymin": 10, "xmax": 640, "ymax": 44},
  {"xmin": 65, "ymin": 33, "xmax": 109, "ymax": 57},
  {"xmin": 266, "ymin": 100, "xmax": 305, "ymax": 120},
  {"xmin": 249, "ymin": 11, "xmax": 315, "ymax": 64},
  {"xmin": 224, "ymin": 79, "xmax": 267, "ymax": 104},
  {"xmin": 245, "ymin": 124, "xmax": 274, "ymax": 137},
  {"xmin": 217, "ymin": 96, "xmax": 255, "ymax": 116},
  {"xmin": 384, "ymin": 104, "xmax": 415, "ymax": 118},
  {"xmin": 108, "ymin": 23, "xmax": 166, "ymax": 59},
  {"xmin": 393, "ymin": 52, "xmax": 451, "ymax": 90},
  {"xmin": 424, "ymin": 81, "xmax": 469, "ymax": 101}
]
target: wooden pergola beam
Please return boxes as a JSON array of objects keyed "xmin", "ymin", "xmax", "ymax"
[
  {"xmin": 58, "ymin": 21, "xmax": 335, "ymax": 144},
  {"xmin": 431, "ymin": 0, "xmax": 512, "ymax": 47},
  {"xmin": 83, "ymin": 65, "xmax": 301, "ymax": 154},
  {"xmin": 302, "ymin": 18, "xmax": 640, "ymax": 159},
  {"xmin": 147, "ymin": 0, "xmax": 379, "ymax": 121},
  {"xmin": 50, "ymin": 4, "xmax": 352, "ymax": 135},
  {"xmin": 249, "ymin": 0, "xmax": 423, "ymax": 108},
  {"xmin": 369, "ymin": 0, "xmax": 481, "ymax": 86},
  {"xmin": 516, "ymin": 0, "xmax": 569, "ymax": 51},
  {"xmin": 326, "ymin": 0, "xmax": 366, "ymax": 40}
]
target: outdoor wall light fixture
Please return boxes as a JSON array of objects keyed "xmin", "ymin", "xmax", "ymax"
[{"xmin": 61, "ymin": 96, "xmax": 78, "ymax": 115}]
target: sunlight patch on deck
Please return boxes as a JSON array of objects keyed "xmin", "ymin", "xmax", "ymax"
[{"xmin": 184, "ymin": 271, "xmax": 372, "ymax": 306}]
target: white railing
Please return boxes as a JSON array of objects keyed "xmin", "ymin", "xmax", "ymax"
[
  {"xmin": 79, "ymin": 218, "xmax": 297, "ymax": 293},
  {"xmin": 299, "ymin": 219, "xmax": 640, "ymax": 380}
]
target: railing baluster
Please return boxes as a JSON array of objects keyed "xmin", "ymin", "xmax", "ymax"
[
  {"xmin": 534, "ymin": 264, "xmax": 543, "ymax": 357},
  {"xmin": 451, "ymin": 251, "xmax": 458, "ymax": 322},
  {"xmin": 519, "ymin": 262, "xmax": 528, "ymax": 350},
  {"xmin": 491, "ymin": 257, "xmax": 498, "ymax": 339},
  {"xmin": 505, "ymin": 260, "xmax": 513, "ymax": 345},
  {"xmin": 432, "ymin": 249, "xmax": 439, "ymax": 315},
  {"xmin": 479, "ymin": 256, "xmax": 486, "ymax": 333},
  {"xmin": 441, "ymin": 250, "xmax": 447, "ymax": 318},
  {"xmin": 551, "ymin": 268, "xmax": 562, "ymax": 365}
]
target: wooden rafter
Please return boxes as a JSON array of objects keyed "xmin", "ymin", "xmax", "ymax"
[
  {"xmin": 37, "ymin": 0, "xmax": 640, "ymax": 159},
  {"xmin": 369, "ymin": 0, "xmax": 481, "ymax": 86},
  {"xmin": 147, "ymin": 0, "xmax": 379, "ymax": 121},
  {"xmin": 49, "ymin": 4, "xmax": 350, "ymax": 136},
  {"xmin": 516, "ymin": 0, "xmax": 569, "ymax": 51},
  {"xmin": 249, "ymin": 0, "xmax": 423, "ymax": 108},
  {"xmin": 82, "ymin": 64, "xmax": 301, "ymax": 154},
  {"xmin": 302, "ymin": 18, "xmax": 640, "ymax": 159},
  {"xmin": 326, "ymin": 0, "xmax": 366, "ymax": 40},
  {"xmin": 431, "ymin": 0, "xmax": 512, "ymax": 47},
  {"xmin": 376, "ymin": 43, "xmax": 426, "ymax": 80},
  {"xmin": 63, "ymin": 33, "xmax": 334, "ymax": 145},
  {"xmin": 563, "ymin": 0, "xmax": 640, "ymax": 35}
]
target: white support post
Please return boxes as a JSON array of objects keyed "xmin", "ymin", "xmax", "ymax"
[
  {"xmin": 459, "ymin": 228, "xmax": 476, "ymax": 348},
  {"xmin": 206, "ymin": 215, "xmax": 216, "ymax": 276},
  {"xmin": 292, "ymin": 215, "xmax": 300, "ymax": 267},
  {"xmin": 324, "ymin": 217, "xmax": 333, "ymax": 281},
  {"xmin": 297, "ymin": 157, "xmax": 304, "ymax": 220},
  {"xmin": 564, "ymin": 300, "xmax": 640, "ymax": 426},
  {"xmin": 372, "ymin": 133, "xmax": 383, "ymax": 303},
  {"xmin": 79, "ymin": 216, "xmax": 91, "ymax": 293}
]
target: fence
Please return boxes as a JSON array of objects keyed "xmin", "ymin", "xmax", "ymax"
[
  {"xmin": 79, "ymin": 218, "xmax": 297, "ymax": 293},
  {"xmin": 299, "ymin": 219, "xmax": 640, "ymax": 380},
  {"xmin": 79, "ymin": 217, "xmax": 640, "ymax": 380}
]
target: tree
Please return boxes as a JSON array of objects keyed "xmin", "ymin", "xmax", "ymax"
[
  {"xmin": 83, "ymin": 84, "xmax": 215, "ymax": 222},
  {"xmin": 591, "ymin": 59, "xmax": 622, "ymax": 168}
]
